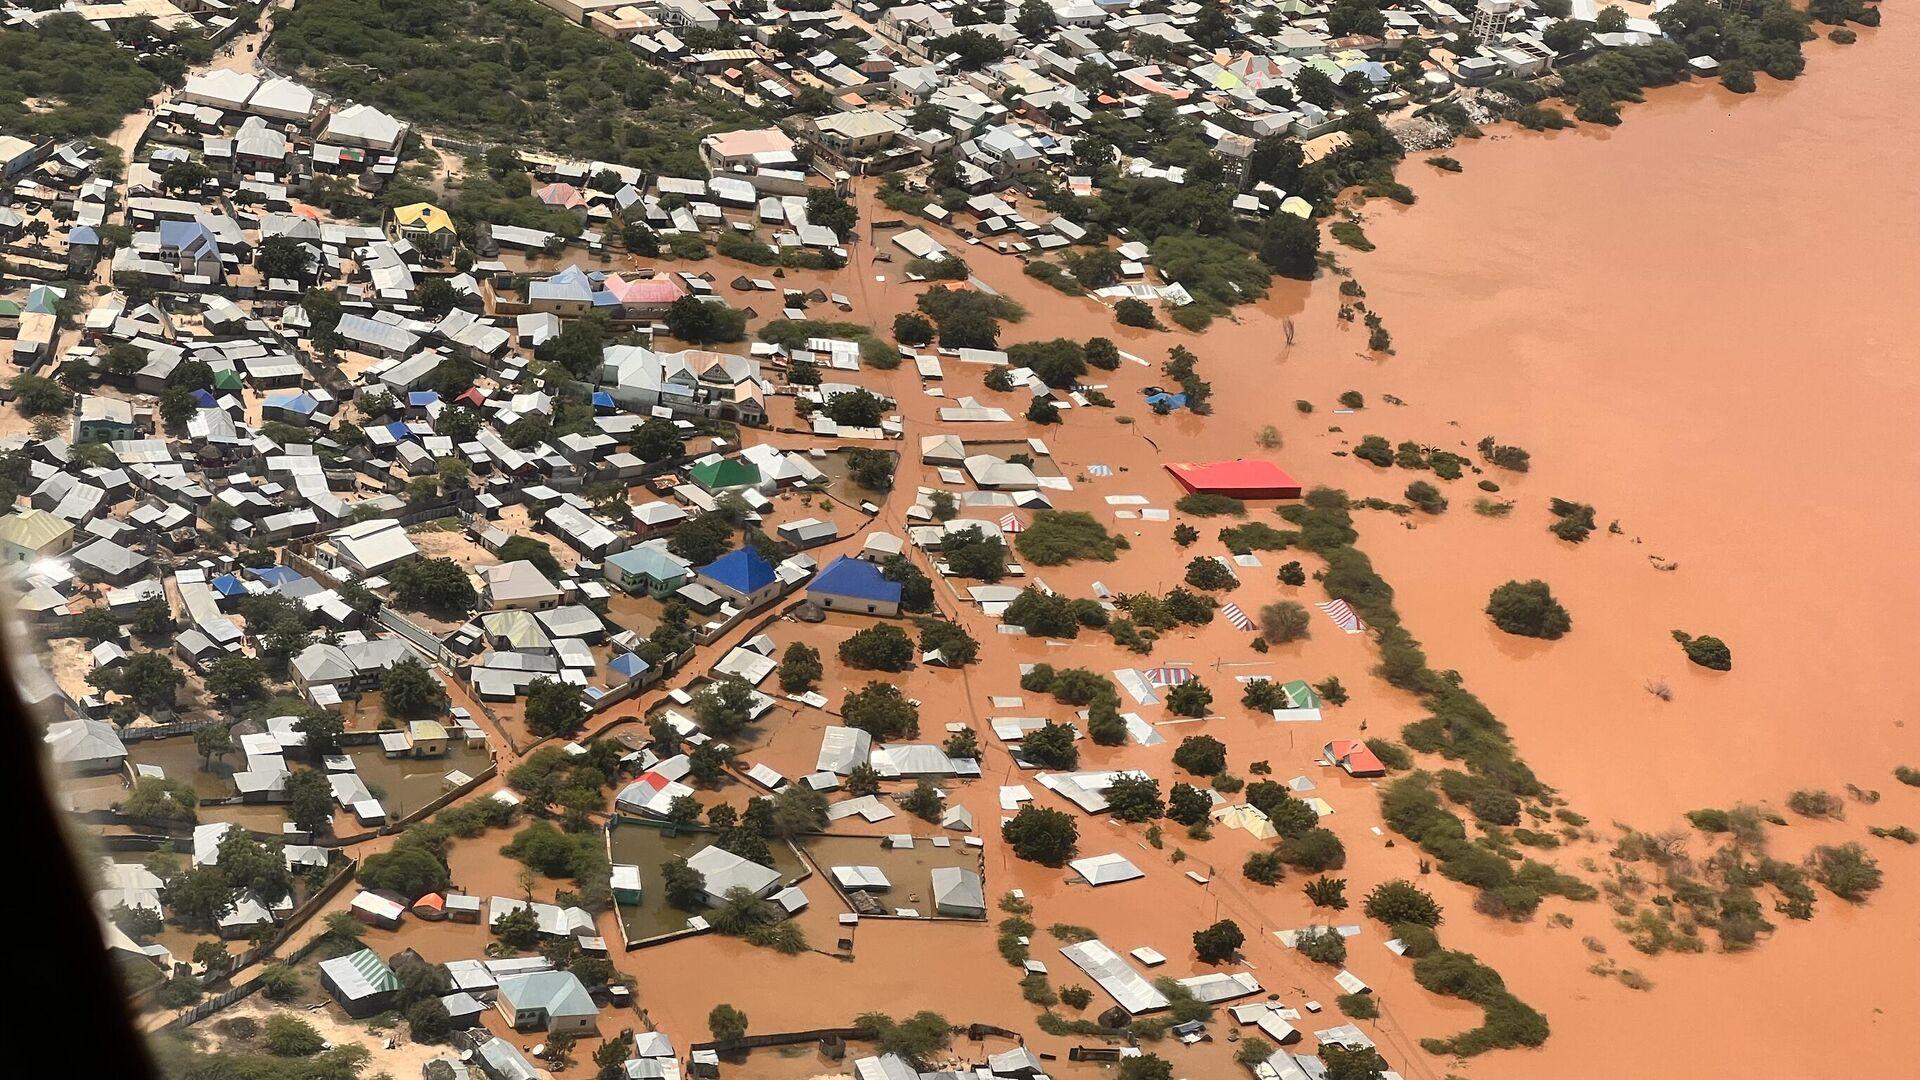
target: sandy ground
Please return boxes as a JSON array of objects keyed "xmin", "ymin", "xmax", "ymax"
[{"xmin": 199, "ymin": 997, "xmax": 445, "ymax": 1078}]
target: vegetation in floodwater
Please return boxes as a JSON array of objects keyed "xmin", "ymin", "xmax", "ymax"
[{"xmin": 1427, "ymin": 155, "xmax": 1463, "ymax": 172}]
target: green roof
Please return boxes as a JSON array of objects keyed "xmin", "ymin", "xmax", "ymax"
[
  {"xmin": 688, "ymin": 457, "xmax": 760, "ymax": 491},
  {"xmin": 212, "ymin": 369, "xmax": 244, "ymax": 390}
]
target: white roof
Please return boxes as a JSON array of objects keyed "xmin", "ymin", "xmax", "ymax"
[
  {"xmin": 1060, "ymin": 939, "xmax": 1169, "ymax": 1015},
  {"xmin": 1069, "ymin": 852, "xmax": 1144, "ymax": 886}
]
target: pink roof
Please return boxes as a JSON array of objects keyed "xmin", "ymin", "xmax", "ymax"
[
  {"xmin": 604, "ymin": 275, "xmax": 687, "ymax": 305},
  {"xmin": 535, "ymin": 182, "xmax": 586, "ymax": 209},
  {"xmin": 704, "ymin": 127, "xmax": 794, "ymax": 158}
]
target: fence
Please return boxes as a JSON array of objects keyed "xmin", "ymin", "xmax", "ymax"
[{"xmin": 155, "ymin": 854, "xmax": 359, "ymax": 1030}]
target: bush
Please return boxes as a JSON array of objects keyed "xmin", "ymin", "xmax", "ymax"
[
  {"xmin": 1486, "ymin": 580, "xmax": 1572, "ymax": 639},
  {"xmin": 1181, "ymin": 557, "xmax": 1235, "ymax": 591},
  {"xmin": 1258, "ymin": 601, "xmax": 1311, "ymax": 644},
  {"xmin": 263, "ymin": 1016, "xmax": 326, "ymax": 1057},
  {"xmin": 1060, "ymin": 985, "xmax": 1093, "ymax": 1010},
  {"xmin": 1114, "ymin": 298, "xmax": 1160, "ymax": 328},
  {"xmin": 1304, "ymin": 877, "xmax": 1348, "ymax": 910},
  {"xmin": 839, "ymin": 625, "xmax": 915, "ymax": 672},
  {"xmin": 1279, "ymin": 827, "xmax": 1346, "ymax": 872},
  {"xmin": 1547, "ymin": 498, "xmax": 1597, "ymax": 542},
  {"xmin": 1243, "ymin": 851, "xmax": 1284, "ymax": 885},
  {"xmin": 1365, "ymin": 738, "xmax": 1412, "ymax": 770},
  {"xmin": 1016, "ymin": 511, "xmax": 1128, "ymax": 565},
  {"xmin": 1405, "ymin": 480, "xmax": 1448, "ymax": 514},
  {"xmin": 1672, "ymin": 630, "xmax": 1732, "ymax": 671},
  {"xmin": 1786, "ymin": 789, "xmax": 1844, "ymax": 819},
  {"xmin": 1810, "ymin": 843, "xmax": 1882, "ymax": 901},
  {"xmin": 1295, "ymin": 925, "xmax": 1347, "ymax": 965},
  {"xmin": 1173, "ymin": 735, "xmax": 1228, "ymax": 776},
  {"xmin": 1337, "ymin": 992, "xmax": 1379, "ymax": 1020},
  {"xmin": 1364, "ymin": 880, "xmax": 1444, "ymax": 927},
  {"xmin": 1175, "ymin": 493, "xmax": 1246, "ymax": 517}
]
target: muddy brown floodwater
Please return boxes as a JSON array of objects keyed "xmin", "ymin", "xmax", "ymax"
[
  {"xmin": 192, "ymin": 24, "xmax": 1919, "ymax": 1079},
  {"xmin": 615, "ymin": 30, "xmax": 1920, "ymax": 1073},
  {"xmin": 1288, "ymin": 26, "xmax": 1920, "ymax": 1080}
]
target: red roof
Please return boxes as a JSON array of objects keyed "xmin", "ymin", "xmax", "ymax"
[
  {"xmin": 1165, "ymin": 459, "xmax": 1302, "ymax": 499},
  {"xmin": 1325, "ymin": 739, "xmax": 1386, "ymax": 777}
]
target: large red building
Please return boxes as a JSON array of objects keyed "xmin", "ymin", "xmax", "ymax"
[{"xmin": 1165, "ymin": 459, "xmax": 1302, "ymax": 499}]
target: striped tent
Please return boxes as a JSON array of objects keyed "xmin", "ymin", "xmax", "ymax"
[
  {"xmin": 1220, "ymin": 602, "xmax": 1255, "ymax": 632},
  {"xmin": 1087, "ymin": 464, "xmax": 1113, "ymax": 477},
  {"xmin": 999, "ymin": 513, "xmax": 1025, "ymax": 533},
  {"xmin": 1316, "ymin": 599, "xmax": 1367, "ymax": 634},
  {"xmin": 1144, "ymin": 665, "xmax": 1194, "ymax": 687}
]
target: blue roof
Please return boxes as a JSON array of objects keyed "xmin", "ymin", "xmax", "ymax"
[
  {"xmin": 158, "ymin": 218, "xmax": 219, "ymax": 259},
  {"xmin": 246, "ymin": 566, "xmax": 302, "ymax": 587},
  {"xmin": 609, "ymin": 652, "xmax": 650, "ymax": 678},
  {"xmin": 191, "ymin": 389, "xmax": 217, "ymax": 407},
  {"xmin": 211, "ymin": 573, "xmax": 247, "ymax": 597},
  {"xmin": 591, "ymin": 390, "xmax": 616, "ymax": 410},
  {"xmin": 1144, "ymin": 391, "xmax": 1188, "ymax": 410},
  {"xmin": 384, "ymin": 420, "xmax": 414, "ymax": 441},
  {"xmin": 407, "ymin": 390, "xmax": 440, "ymax": 406},
  {"xmin": 264, "ymin": 390, "xmax": 319, "ymax": 414},
  {"xmin": 809, "ymin": 555, "xmax": 903, "ymax": 605},
  {"xmin": 697, "ymin": 547, "xmax": 777, "ymax": 595},
  {"xmin": 69, "ymin": 225, "xmax": 99, "ymax": 246}
]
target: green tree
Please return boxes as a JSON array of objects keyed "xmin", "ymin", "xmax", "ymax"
[
  {"xmin": 777, "ymin": 641, "xmax": 822, "ymax": 692},
  {"xmin": 194, "ymin": 723, "xmax": 236, "ymax": 767},
  {"xmin": 286, "ymin": 768, "xmax": 334, "ymax": 834},
  {"xmin": 1364, "ymin": 879, "xmax": 1443, "ymax": 926},
  {"xmin": 707, "ymin": 1001, "xmax": 749, "ymax": 1042},
  {"xmin": 838, "ymin": 624, "xmax": 915, "ymax": 672},
  {"xmin": 1192, "ymin": 919, "xmax": 1245, "ymax": 963},
  {"xmin": 525, "ymin": 676, "xmax": 586, "ymax": 738},
  {"xmin": 381, "ymin": 657, "xmax": 448, "ymax": 720},
  {"xmin": 1002, "ymin": 805, "xmax": 1078, "ymax": 865},
  {"xmin": 1106, "ymin": 775, "xmax": 1164, "ymax": 823},
  {"xmin": 1486, "ymin": 580, "xmax": 1572, "ymax": 639},
  {"xmin": 841, "ymin": 681, "xmax": 919, "ymax": 740},
  {"xmin": 205, "ymin": 657, "xmax": 266, "ymax": 707}
]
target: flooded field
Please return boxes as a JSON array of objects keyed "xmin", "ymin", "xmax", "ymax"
[
  {"xmin": 605, "ymin": 819, "xmax": 810, "ymax": 941},
  {"xmin": 126, "ymin": 736, "xmax": 241, "ymax": 801},
  {"xmin": 803, "ymin": 832, "xmax": 985, "ymax": 919},
  {"xmin": 345, "ymin": 739, "xmax": 495, "ymax": 821}
]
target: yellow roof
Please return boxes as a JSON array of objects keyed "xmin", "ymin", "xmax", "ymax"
[
  {"xmin": 0, "ymin": 508, "xmax": 73, "ymax": 550},
  {"xmin": 392, "ymin": 202, "xmax": 456, "ymax": 234}
]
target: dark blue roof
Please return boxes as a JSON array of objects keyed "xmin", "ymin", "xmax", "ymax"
[
  {"xmin": 191, "ymin": 389, "xmax": 217, "ymax": 407},
  {"xmin": 697, "ymin": 547, "xmax": 777, "ymax": 595},
  {"xmin": 384, "ymin": 420, "xmax": 413, "ymax": 441},
  {"xmin": 591, "ymin": 391, "xmax": 616, "ymax": 410},
  {"xmin": 808, "ymin": 555, "xmax": 903, "ymax": 605},
  {"xmin": 211, "ymin": 573, "xmax": 247, "ymax": 597}
]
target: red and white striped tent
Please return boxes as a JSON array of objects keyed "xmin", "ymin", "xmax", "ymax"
[
  {"xmin": 998, "ymin": 513, "xmax": 1025, "ymax": 533},
  {"xmin": 1316, "ymin": 599, "xmax": 1367, "ymax": 635},
  {"xmin": 1220, "ymin": 602, "xmax": 1255, "ymax": 632},
  {"xmin": 1144, "ymin": 665, "xmax": 1195, "ymax": 687}
]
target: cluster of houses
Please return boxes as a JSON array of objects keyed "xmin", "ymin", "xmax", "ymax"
[{"xmin": 2, "ymin": 0, "xmax": 272, "ymax": 40}]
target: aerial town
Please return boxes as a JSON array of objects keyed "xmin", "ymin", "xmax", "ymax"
[{"xmin": 4, "ymin": 0, "xmax": 1912, "ymax": 1078}]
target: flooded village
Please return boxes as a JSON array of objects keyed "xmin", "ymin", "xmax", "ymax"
[{"xmin": 3, "ymin": 0, "xmax": 1914, "ymax": 1079}]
